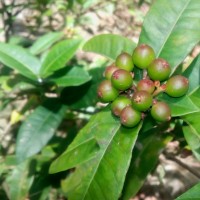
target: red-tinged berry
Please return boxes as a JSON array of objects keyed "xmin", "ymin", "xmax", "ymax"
[
  {"xmin": 151, "ymin": 101, "xmax": 171, "ymax": 122},
  {"xmin": 148, "ymin": 58, "xmax": 171, "ymax": 81},
  {"xmin": 116, "ymin": 52, "xmax": 134, "ymax": 72},
  {"xmin": 97, "ymin": 80, "xmax": 119, "ymax": 103},
  {"xmin": 165, "ymin": 75, "xmax": 189, "ymax": 97},
  {"xmin": 120, "ymin": 106, "xmax": 141, "ymax": 127},
  {"xmin": 111, "ymin": 69, "xmax": 133, "ymax": 91},
  {"xmin": 104, "ymin": 63, "xmax": 119, "ymax": 80},
  {"xmin": 111, "ymin": 95, "xmax": 132, "ymax": 117},
  {"xmin": 132, "ymin": 44, "xmax": 155, "ymax": 69},
  {"xmin": 132, "ymin": 90, "xmax": 152, "ymax": 111},
  {"xmin": 137, "ymin": 79, "xmax": 155, "ymax": 94}
]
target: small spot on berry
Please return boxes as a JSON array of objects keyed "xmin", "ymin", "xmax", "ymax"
[
  {"xmin": 98, "ymin": 91, "xmax": 102, "ymax": 97},
  {"xmin": 134, "ymin": 96, "xmax": 141, "ymax": 103},
  {"xmin": 153, "ymin": 99, "xmax": 158, "ymax": 105},
  {"xmin": 113, "ymin": 71, "xmax": 120, "ymax": 79}
]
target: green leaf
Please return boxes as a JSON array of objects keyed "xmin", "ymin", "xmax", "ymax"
[
  {"xmin": 49, "ymin": 137, "xmax": 99, "ymax": 173},
  {"xmin": 189, "ymin": 87, "xmax": 200, "ymax": 108},
  {"xmin": 5, "ymin": 161, "xmax": 34, "ymax": 200},
  {"xmin": 52, "ymin": 108, "xmax": 142, "ymax": 200},
  {"xmin": 183, "ymin": 126, "xmax": 200, "ymax": 160},
  {"xmin": 49, "ymin": 66, "xmax": 91, "ymax": 87},
  {"xmin": 121, "ymin": 126, "xmax": 172, "ymax": 200},
  {"xmin": 183, "ymin": 54, "xmax": 200, "ymax": 94},
  {"xmin": 83, "ymin": 34, "xmax": 136, "ymax": 60},
  {"xmin": 175, "ymin": 182, "xmax": 200, "ymax": 200},
  {"xmin": 40, "ymin": 38, "xmax": 82, "ymax": 78},
  {"xmin": 16, "ymin": 100, "xmax": 66, "ymax": 163},
  {"xmin": 157, "ymin": 93, "xmax": 199, "ymax": 117},
  {"xmin": 0, "ymin": 43, "xmax": 41, "ymax": 80},
  {"xmin": 29, "ymin": 32, "xmax": 64, "ymax": 55},
  {"xmin": 139, "ymin": 0, "xmax": 200, "ymax": 74},
  {"xmin": 182, "ymin": 112, "xmax": 200, "ymax": 141},
  {"xmin": 182, "ymin": 112, "xmax": 200, "ymax": 160}
]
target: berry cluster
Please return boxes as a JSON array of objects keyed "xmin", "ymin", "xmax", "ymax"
[{"xmin": 97, "ymin": 44, "xmax": 189, "ymax": 128}]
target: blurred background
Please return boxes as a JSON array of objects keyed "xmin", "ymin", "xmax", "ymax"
[{"xmin": 0, "ymin": 0, "xmax": 151, "ymax": 43}]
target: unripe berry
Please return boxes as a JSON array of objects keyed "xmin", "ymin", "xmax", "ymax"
[
  {"xmin": 137, "ymin": 79, "xmax": 155, "ymax": 94},
  {"xmin": 120, "ymin": 106, "xmax": 141, "ymax": 128},
  {"xmin": 111, "ymin": 96, "xmax": 132, "ymax": 117},
  {"xmin": 165, "ymin": 75, "xmax": 189, "ymax": 97},
  {"xmin": 132, "ymin": 44, "xmax": 155, "ymax": 69},
  {"xmin": 148, "ymin": 58, "xmax": 171, "ymax": 81},
  {"xmin": 132, "ymin": 90, "xmax": 152, "ymax": 111},
  {"xmin": 151, "ymin": 102, "xmax": 171, "ymax": 122},
  {"xmin": 104, "ymin": 63, "xmax": 119, "ymax": 80},
  {"xmin": 111, "ymin": 69, "xmax": 133, "ymax": 91},
  {"xmin": 97, "ymin": 80, "xmax": 119, "ymax": 103},
  {"xmin": 116, "ymin": 52, "xmax": 134, "ymax": 72}
]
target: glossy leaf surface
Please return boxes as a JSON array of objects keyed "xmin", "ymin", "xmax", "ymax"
[
  {"xmin": 157, "ymin": 93, "xmax": 199, "ymax": 117},
  {"xmin": 16, "ymin": 100, "xmax": 66, "ymax": 162},
  {"xmin": 29, "ymin": 32, "xmax": 64, "ymax": 55},
  {"xmin": 83, "ymin": 34, "xmax": 136, "ymax": 60},
  {"xmin": 0, "ymin": 43, "xmax": 40, "ymax": 80},
  {"xmin": 40, "ymin": 39, "xmax": 82, "ymax": 78},
  {"xmin": 50, "ymin": 108, "xmax": 142, "ymax": 200},
  {"xmin": 139, "ymin": 0, "xmax": 200, "ymax": 74},
  {"xmin": 175, "ymin": 182, "xmax": 200, "ymax": 200}
]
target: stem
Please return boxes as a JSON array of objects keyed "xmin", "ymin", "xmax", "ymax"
[
  {"xmin": 143, "ymin": 69, "xmax": 148, "ymax": 79},
  {"xmin": 152, "ymin": 84, "xmax": 166, "ymax": 97}
]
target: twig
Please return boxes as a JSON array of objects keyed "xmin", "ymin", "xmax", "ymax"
[{"xmin": 164, "ymin": 153, "xmax": 200, "ymax": 179}]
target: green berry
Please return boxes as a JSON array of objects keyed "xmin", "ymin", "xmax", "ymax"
[
  {"xmin": 137, "ymin": 79, "xmax": 155, "ymax": 94},
  {"xmin": 111, "ymin": 95, "xmax": 132, "ymax": 117},
  {"xmin": 97, "ymin": 80, "xmax": 119, "ymax": 102},
  {"xmin": 151, "ymin": 102, "xmax": 171, "ymax": 122},
  {"xmin": 104, "ymin": 63, "xmax": 119, "ymax": 80},
  {"xmin": 148, "ymin": 58, "xmax": 171, "ymax": 81},
  {"xmin": 132, "ymin": 90, "xmax": 152, "ymax": 111},
  {"xmin": 132, "ymin": 44, "xmax": 155, "ymax": 69},
  {"xmin": 120, "ymin": 106, "xmax": 141, "ymax": 128},
  {"xmin": 165, "ymin": 75, "xmax": 189, "ymax": 97},
  {"xmin": 111, "ymin": 69, "xmax": 133, "ymax": 91},
  {"xmin": 116, "ymin": 52, "xmax": 134, "ymax": 72}
]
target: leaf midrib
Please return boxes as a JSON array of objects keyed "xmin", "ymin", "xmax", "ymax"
[
  {"xmin": 18, "ymin": 107, "xmax": 63, "ymax": 157},
  {"xmin": 30, "ymin": 33, "xmax": 62, "ymax": 55},
  {"xmin": 56, "ymin": 75, "xmax": 90, "ymax": 80},
  {"xmin": 185, "ymin": 120, "xmax": 200, "ymax": 140},
  {"xmin": 171, "ymin": 96, "xmax": 200, "ymax": 116},
  {"xmin": 0, "ymin": 49, "xmax": 38, "ymax": 78},
  {"xmin": 82, "ymin": 123, "xmax": 121, "ymax": 200},
  {"xmin": 41, "ymin": 41, "xmax": 79, "ymax": 76},
  {"xmin": 157, "ymin": 0, "xmax": 191, "ymax": 58},
  {"xmin": 16, "ymin": 168, "xmax": 32, "ymax": 200}
]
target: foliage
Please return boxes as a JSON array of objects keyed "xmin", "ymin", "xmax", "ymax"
[{"xmin": 0, "ymin": 0, "xmax": 200, "ymax": 200}]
